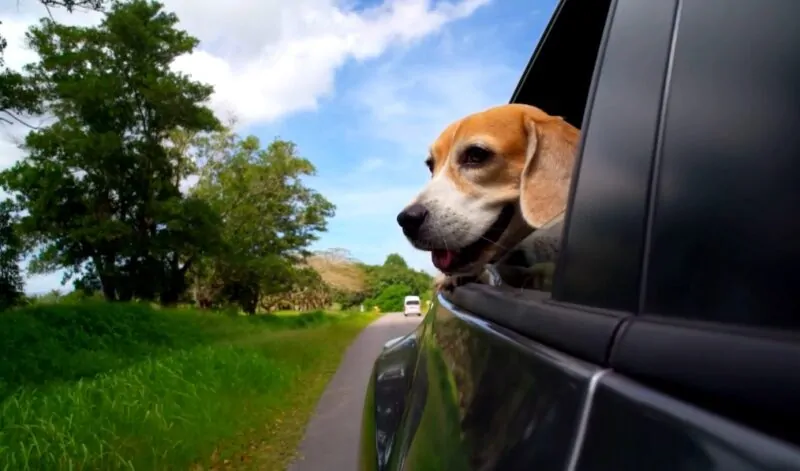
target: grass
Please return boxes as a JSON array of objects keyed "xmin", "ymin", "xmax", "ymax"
[{"xmin": 0, "ymin": 301, "xmax": 377, "ymax": 470}]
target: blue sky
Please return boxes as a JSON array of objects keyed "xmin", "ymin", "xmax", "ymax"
[
  {"xmin": 249, "ymin": 0, "xmax": 555, "ymax": 270},
  {"xmin": 1, "ymin": 0, "xmax": 557, "ymax": 293}
]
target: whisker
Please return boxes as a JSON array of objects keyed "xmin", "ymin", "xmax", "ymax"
[
  {"xmin": 486, "ymin": 223, "xmax": 537, "ymax": 255},
  {"xmin": 478, "ymin": 235, "xmax": 510, "ymax": 251},
  {"xmin": 432, "ymin": 226, "xmax": 449, "ymax": 251}
]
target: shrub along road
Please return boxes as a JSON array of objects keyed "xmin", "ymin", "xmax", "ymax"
[{"xmin": 287, "ymin": 312, "xmax": 423, "ymax": 471}]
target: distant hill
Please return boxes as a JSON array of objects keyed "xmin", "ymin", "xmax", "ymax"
[{"xmin": 305, "ymin": 249, "xmax": 366, "ymax": 293}]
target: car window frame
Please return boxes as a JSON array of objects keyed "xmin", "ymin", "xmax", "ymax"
[
  {"xmin": 446, "ymin": 0, "xmax": 800, "ymax": 448},
  {"xmin": 445, "ymin": 0, "xmax": 623, "ymax": 365}
]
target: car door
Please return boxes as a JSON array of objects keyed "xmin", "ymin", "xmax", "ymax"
[
  {"xmin": 575, "ymin": 0, "xmax": 800, "ymax": 469},
  {"xmin": 360, "ymin": 0, "xmax": 800, "ymax": 469}
]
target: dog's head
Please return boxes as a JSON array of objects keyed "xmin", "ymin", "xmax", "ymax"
[{"xmin": 396, "ymin": 104, "xmax": 579, "ymax": 276}]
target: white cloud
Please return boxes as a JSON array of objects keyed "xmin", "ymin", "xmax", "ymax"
[
  {"xmin": 351, "ymin": 59, "xmax": 517, "ymax": 153},
  {"xmin": 328, "ymin": 186, "xmax": 416, "ymax": 219},
  {"xmin": 355, "ymin": 157, "xmax": 385, "ymax": 173},
  {"xmin": 169, "ymin": 0, "xmax": 492, "ymax": 124},
  {"xmin": 0, "ymin": 0, "xmax": 492, "ymax": 193},
  {"xmin": 0, "ymin": 17, "xmax": 40, "ymax": 70},
  {"xmin": 2, "ymin": 0, "xmax": 490, "ymax": 126}
]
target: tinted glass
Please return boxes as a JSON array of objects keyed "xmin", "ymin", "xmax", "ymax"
[
  {"xmin": 489, "ymin": 212, "xmax": 564, "ymax": 292},
  {"xmin": 406, "ymin": 300, "xmax": 419, "ymax": 306},
  {"xmin": 644, "ymin": 0, "xmax": 800, "ymax": 328},
  {"xmin": 554, "ymin": 0, "xmax": 678, "ymax": 311}
]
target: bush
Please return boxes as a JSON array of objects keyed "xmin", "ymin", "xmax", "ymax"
[{"xmin": 368, "ymin": 284, "xmax": 413, "ymax": 312}]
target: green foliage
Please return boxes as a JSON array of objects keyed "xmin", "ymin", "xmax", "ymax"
[
  {"xmin": 189, "ymin": 126, "xmax": 335, "ymax": 313},
  {"xmin": 333, "ymin": 288, "xmax": 370, "ymax": 308},
  {"xmin": 1, "ymin": 0, "xmax": 221, "ymax": 304},
  {"xmin": 359, "ymin": 253, "xmax": 432, "ymax": 309},
  {"xmin": 0, "ymin": 301, "xmax": 375, "ymax": 469},
  {"xmin": 0, "ymin": 1, "xmax": 105, "ymax": 305},
  {"xmin": 374, "ymin": 253, "xmax": 431, "ymax": 294},
  {"xmin": 0, "ymin": 201, "xmax": 24, "ymax": 310},
  {"xmin": 383, "ymin": 253, "xmax": 409, "ymax": 269},
  {"xmin": 369, "ymin": 283, "xmax": 412, "ymax": 312},
  {"xmin": 1, "ymin": 1, "xmax": 118, "ymax": 125},
  {"xmin": 0, "ymin": 44, "xmax": 41, "ymax": 122},
  {"xmin": 328, "ymin": 253, "xmax": 433, "ymax": 311},
  {"xmin": 0, "ymin": 0, "xmax": 402, "ymax": 318}
]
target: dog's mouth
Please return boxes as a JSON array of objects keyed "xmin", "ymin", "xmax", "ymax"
[{"xmin": 431, "ymin": 204, "xmax": 515, "ymax": 274}]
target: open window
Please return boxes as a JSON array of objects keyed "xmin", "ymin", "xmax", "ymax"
[
  {"xmin": 490, "ymin": 0, "xmax": 616, "ymax": 296},
  {"xmin": 445, "ymin": 0, "xmax": 619, "ymax": 365},
  {"xmin": 509, "ymin": 0, "xmax": 613, "ymax": 128}
]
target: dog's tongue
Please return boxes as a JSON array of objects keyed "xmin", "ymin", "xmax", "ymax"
[{"xmin": 432, "ymin": 249, "xmax": 456, "ymax": 271}]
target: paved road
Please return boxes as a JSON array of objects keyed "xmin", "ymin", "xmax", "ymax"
[{"xmin": 288, "ymin": 312, "xmax": 423, "ymax": 471}]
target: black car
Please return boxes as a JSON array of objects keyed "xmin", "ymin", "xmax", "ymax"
[{"xmin": 359, "ymin": 0, "xmax": 800, "ymax": 469}]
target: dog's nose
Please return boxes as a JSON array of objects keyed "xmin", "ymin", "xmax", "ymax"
[{"xmin": 397, "ymin": 203, "xmax": 429, "ymax": 237}]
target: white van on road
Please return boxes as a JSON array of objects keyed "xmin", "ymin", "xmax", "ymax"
[{"xmin": 403, "ymin": 296, "xmax": 421, "ymax": 317}]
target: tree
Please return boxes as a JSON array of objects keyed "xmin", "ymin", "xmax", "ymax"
[
  {"xmin": 1, "ymin": 0, "xmax": 106, "ymax": 127},
  {"xmin": 0, "ymin": 33, "xmax": 40, "ymax": 126},
  {"xmin": 72, "ymin": 261, "xmax": 102, "ymax": 296},
  {"xmin": 383, "ymin": 253, "xmax": 408, "ymax": 269},
  {"xmin": 321, "ymin": 253, "xmax": 434, "ymax": 311},
  {"xmin": 0, "ymin": 0, "xmax": 221, "ymax": 303},
  {"xmin": 191, "ymin": 127, "xmax": 335, "ymax": 313},
  {"xmin": 368, "ymin": 284, "xmax": 412, "ymax": 312},
  {"xmin": 0, "ymin": 201, "xmax": 24, "ymax": 310},
  {"xmin": 365, "ymin": 253, "xmax": 431, "ymax": 298}
]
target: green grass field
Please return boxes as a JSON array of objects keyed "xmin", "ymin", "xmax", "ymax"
[{"xmin": 0, "ymin": 301, "xmax": 377, "ymax": 470}]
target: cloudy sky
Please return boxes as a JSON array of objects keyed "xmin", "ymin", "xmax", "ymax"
[{"xmin": 0, "ymin": 0, "xmax": 556, "ymax": 294}]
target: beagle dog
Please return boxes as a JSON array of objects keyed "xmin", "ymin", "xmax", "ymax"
[{"xmin": 396, "ymin": 104, "xmax": 580, "ymax": 291}]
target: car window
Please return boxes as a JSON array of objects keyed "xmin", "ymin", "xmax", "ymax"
[
  {"xmin": 469, "ymin": 0, "xmax": 614, "ymax": 300},
  {"xmin": 406, "ymin": 300, "xmax": 419, "ymax": 306}
]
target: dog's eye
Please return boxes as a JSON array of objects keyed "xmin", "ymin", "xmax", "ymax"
[{"xmin": 461, "ymin": 145, "xmax": 493, "ymax": 167}]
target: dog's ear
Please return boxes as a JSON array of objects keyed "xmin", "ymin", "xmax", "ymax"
[{"xmin": 519, "ymin": 115, "xmax": 579, "ymax": 228}]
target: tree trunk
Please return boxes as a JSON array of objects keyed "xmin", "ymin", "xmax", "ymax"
[
  {"xmin": 100, "ymin": 278, "xmax": 116, "ymax": 301},
  {"xmin": 95, "ymin": 256, "xmax": 117, "ymax": 301},
  {"xmin": 159, "ymin": 257, "xmax": 192, "ymax": 306},
  {"xmin": 242, "ymin": 288, "xmax": 258, "ymax": 315},
  {"xmin": 159, "ymin": 288, "xmax": 180, "ymax": 306},
  {"xmin": 118, "ymin": 285, "xmax": 134, "ymax": 302}
]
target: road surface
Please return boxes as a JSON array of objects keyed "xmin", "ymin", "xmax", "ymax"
[{"xmin": 288, "ymin": 312, "xmax": 423, "ymax": 471}]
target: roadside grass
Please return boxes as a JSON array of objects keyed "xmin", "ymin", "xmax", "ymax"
[{"xmin": 0, "ymin": 301, "xmax": 377, "ymax": 470}]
